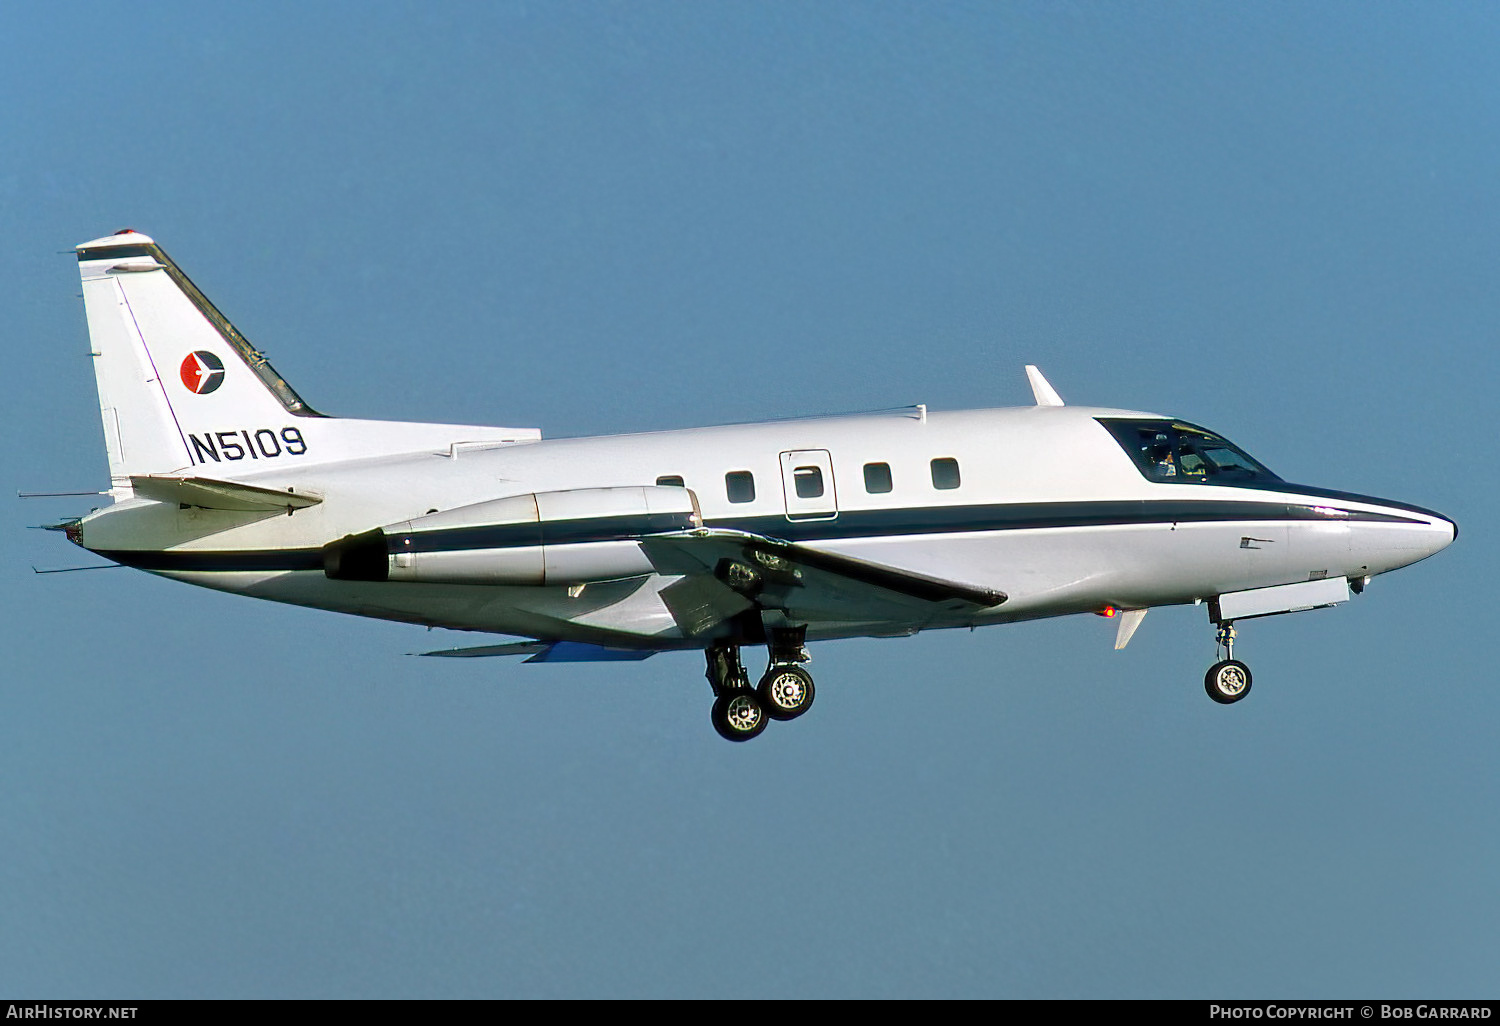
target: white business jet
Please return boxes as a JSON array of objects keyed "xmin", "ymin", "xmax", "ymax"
[{"xmin": 55, "ymin": 230, "xmax": 1456, "ymax": 741}]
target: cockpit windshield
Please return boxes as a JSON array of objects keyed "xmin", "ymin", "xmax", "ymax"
[{"xmin": 1098, "ymin": 419, "xmax": 1281, "ymax": 486}]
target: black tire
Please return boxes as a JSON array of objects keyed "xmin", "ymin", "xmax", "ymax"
[
  {"xmin": 757, "ymin": 665, "xmax": 816, "ymax": 721},
  {"xmin": 711, "ymin": 689, "xmax": 768, "ymax": 741},
  {"xmin": 1205, "ymin": 659, "xmax": 1253, "ymax": 704}
]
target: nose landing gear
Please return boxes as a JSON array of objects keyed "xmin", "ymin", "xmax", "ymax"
[{"xmin": 1205, "ymin": 622, "xmax": 1252, "ymax": 704}]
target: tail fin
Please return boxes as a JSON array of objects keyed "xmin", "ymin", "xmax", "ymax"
[{"xmin": 76, "ymin": 231, "xmax": 538, "ymax": 497}]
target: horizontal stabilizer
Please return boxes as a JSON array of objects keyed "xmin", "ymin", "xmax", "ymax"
[
  {"xmin": 414, "ymin": 640, "xmax": 659, "ymax": 662},
  {"xmin": 130, "ymin": 475, "xmax": 322, "ymax": 512},
  {"xmin": 32, "ymin": 563, "xmax": 124, "ymax": 574},
  {"xmin": 39, "ymin": 518, "xmax": 83, "ymax": 532},
  {"xmin": 19, "ymin": 490, "xmax": 108, "ymax": 498}
]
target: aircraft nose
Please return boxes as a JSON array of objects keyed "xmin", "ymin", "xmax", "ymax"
[
  {"xmin": 1432, "ymin": 510, "xmax": 1458, "ymax": 553},
  {"xmin": 1351, "ymin": 502, "xmax": 1456, "ymax": 576},
  {"xmin": 1410, "ymin": 511, "xmax": 1458, "ymax": 563}
]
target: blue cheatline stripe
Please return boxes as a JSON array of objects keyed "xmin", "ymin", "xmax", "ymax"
[
  {"xmin": 397, "ymin": 499, "xmax": 1422, "ymax": 559},
  {"xmin": 86, "ymin": 496, "xmax": 1426, "ymax": 574},
  {"xmin": 92, "ymin": 548, "xmax": 326, "ymax": 572},
  {"xmin": 399, "ymin": 511, "xmax": 695, "ymax": 554},
  {"xmin": 719, "ymin": 498, "xmax": 1422, "ymax": 545}
]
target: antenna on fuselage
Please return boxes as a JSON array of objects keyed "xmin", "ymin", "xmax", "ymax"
[{"xmin": 1025, "ymin": 365, "xmax": 1065, "ymax": 407}]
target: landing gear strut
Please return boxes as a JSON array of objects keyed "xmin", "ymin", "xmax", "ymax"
[
  {"xmin": 705, "ymin": 626, "xmax": 816, "ymax": 741},
  {"xmin": 706, "ymin": 641, "xmax": 765, "ymax": 742},
  {"xmin": 758, "ymin": 626, "xmax": 815, "ymax": 721},
  {"xmin": 1204, "ymin": 621, "xmax": 1252, "ymax": 704}
]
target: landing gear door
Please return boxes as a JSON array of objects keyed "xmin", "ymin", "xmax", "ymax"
[{"xmin": 779, "ymin": 450, "xmax": 838, "ymax": 522}]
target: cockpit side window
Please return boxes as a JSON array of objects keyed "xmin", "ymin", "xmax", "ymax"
[{"xmin": 1097, "ymin": 419, "xmax": 1280, "ymax": 486}]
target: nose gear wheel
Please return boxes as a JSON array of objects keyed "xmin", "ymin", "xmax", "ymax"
[
  {"xmin": 1204, "ymin": 622, "xmax": 1252, "ymax": 704},
  {"xmin": 1205, "ymin": 659, "xmax": 1252, "ymax": 703}
]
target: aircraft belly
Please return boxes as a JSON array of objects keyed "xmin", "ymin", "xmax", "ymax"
[
  {"xmin": 804, "ymin": 527, "xmax": 1157, "ymax": 614},
  {"xmin": 155, "ymin": 565, "xmax": 943, "ymax": 645},
  {"xmin": 803, "ymin": 520, "xmax": 1316, "ymax": 615},
  {"xmin": 146, "ymin": 518, "xmax": 1374, "ymax": 644},
  {"xmin": 158, "ymin": 569, "xmax": 671, "ymax": 641}
]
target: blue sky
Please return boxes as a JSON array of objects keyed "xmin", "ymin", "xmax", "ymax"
[{"xmin": 3, "ymin": 1, "xmax": 1496, "ymax": 997}]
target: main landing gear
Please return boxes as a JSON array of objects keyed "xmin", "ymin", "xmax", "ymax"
[
  {"xmin": 1204, "ymin": 621, "xmax": 1252, "ymax": 705},
  {"xmin": 706, "ymin": 627, "xmax": 816, "ymax": 742}
]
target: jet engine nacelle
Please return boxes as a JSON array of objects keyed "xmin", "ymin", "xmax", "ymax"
[{"xmin": 323, "ymin": 485, "xmax": 701, "ymax": 586}]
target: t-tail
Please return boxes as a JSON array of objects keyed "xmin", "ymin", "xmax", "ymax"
[{"xmin": 76, "ymin": 230, "xmax": 539, "ymax": 500}]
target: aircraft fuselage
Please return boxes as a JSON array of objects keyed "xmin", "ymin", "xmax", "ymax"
[
  {"xmin": 73, "ymin": 404, "xmax": 1454, "ymax": 646},
  {"xmin": 58, "ymin": 229, "xmax": 1456, "ymax": 738}
]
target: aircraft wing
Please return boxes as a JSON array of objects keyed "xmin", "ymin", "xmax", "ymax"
[
  {"xmin": 641, "ymin": 528, "xmax": 1006, "ymax": 634},
  {"xmin": 413, "ymin": 640, "xmax": 660, "ymax": 662}
]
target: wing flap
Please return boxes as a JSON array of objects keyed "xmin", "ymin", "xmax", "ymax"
[
  {"xmin": 659, "ymin": 574, "xmax": 755, "ymax": 636},
  {"xmin": 641, "ymin": 529, "xmax": 1005, "ymax": 629}
]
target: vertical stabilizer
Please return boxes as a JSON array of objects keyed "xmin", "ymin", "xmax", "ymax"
[
  {"xmin": 75, "ymin": 230, "xmax": 539, "ymax": 498},
  {"xmin": 77, "ymin": 230, "xmax": 321, "ymax": 493}
]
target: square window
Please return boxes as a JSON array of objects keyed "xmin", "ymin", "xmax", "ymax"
[
  {"xmin": 656, "ymin": 475, "xmax": 685, "ymax": 488},
  {"xmin": 726, "ymin": 471, "xmax": 756, "ymax": 503},
  {"xmin": 931, "ymin": 457, "xmax": 961, "ymax": 490},
  {"xmin": 863, "ymin": 462, "xmax": 893, "ymax": 494},
  {"xmin": 793, "ymin": 466, "xmax": 824, "ymax": 498}
]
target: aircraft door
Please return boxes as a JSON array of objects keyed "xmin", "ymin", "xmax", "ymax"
[{"xmin": 779, "ymin": 450, "xmax": 838, "ymax": 521}]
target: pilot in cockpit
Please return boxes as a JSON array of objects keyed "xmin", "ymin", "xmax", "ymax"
[{"xmin": 1149, "ymin": 434, "xmax": 1177, "ymax": 477}]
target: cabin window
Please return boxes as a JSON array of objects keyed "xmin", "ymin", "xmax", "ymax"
[
  {"xmin": 792, "ymin": 466, "xmax": 824, "ymax": 499},
  {"xmin": 863, "ymin": 462, "xmax": 893, "ymax": 494},
  {"xmin": 725, "ymin": 471, "xmax": 756, "ymax": 503},
  {"xmin": 931, "ymin": 457, "xmax": 961, "ymax": 490},
  {"xmin": 656, "ymin": 475, "xmax": 685, "ymax": 488}
]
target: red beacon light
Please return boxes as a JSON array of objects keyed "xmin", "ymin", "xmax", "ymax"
[{"xmin": 1096, "ymin": 606, "xmax": 1119, "ymax": 618}]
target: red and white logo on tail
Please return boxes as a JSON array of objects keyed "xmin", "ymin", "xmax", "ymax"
[{"xmin": 180, "ymin": 351, "xmax": 225, "ymax": 394}]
